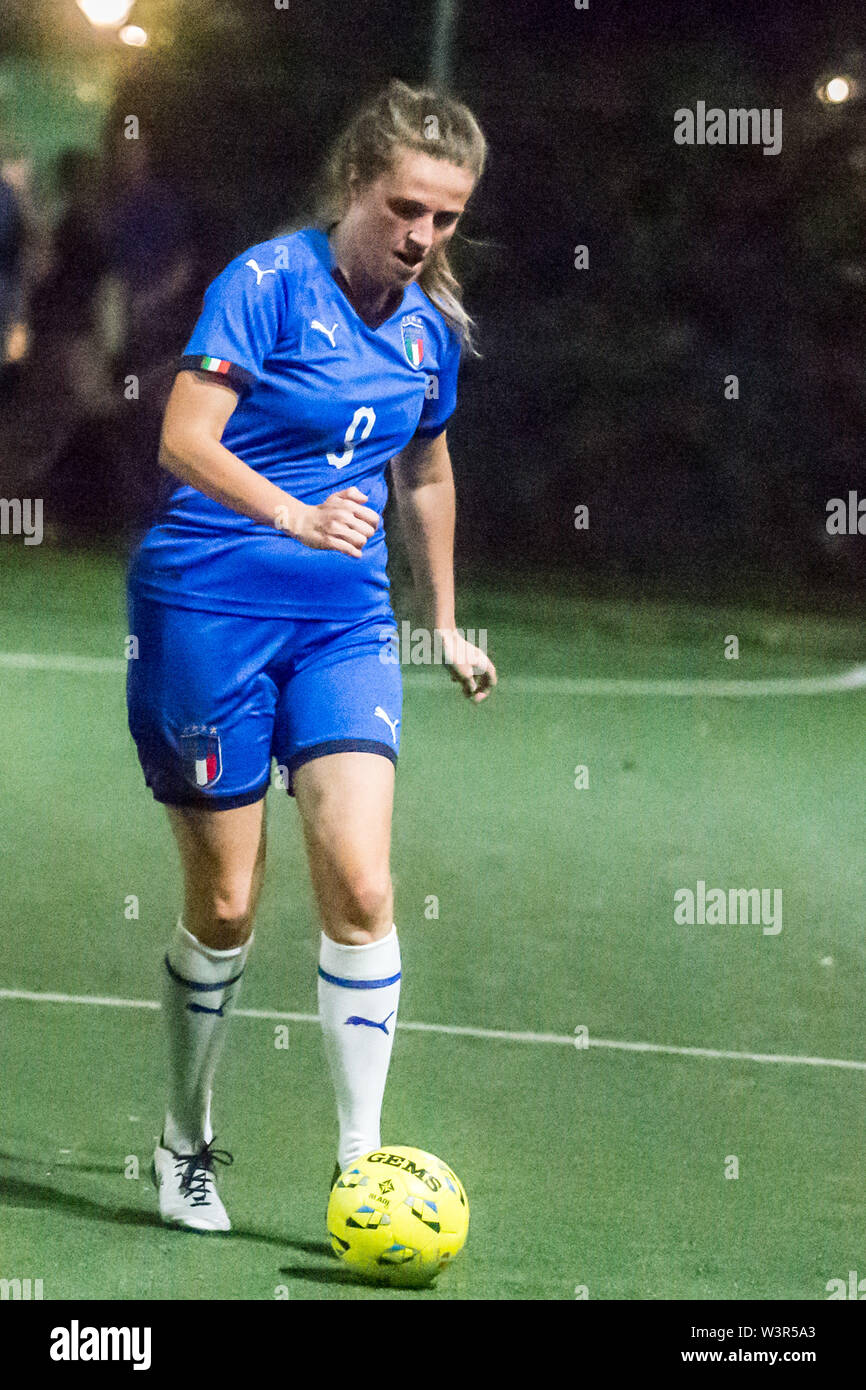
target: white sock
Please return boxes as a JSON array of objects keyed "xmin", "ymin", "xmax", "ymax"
[
  {"xmin": 161, "ymin": 918, "xmax": 252, "ymax": 1154},
  {"xmin": 318, "ymin": 925, "xmax": 401, "ymax": 1170}
]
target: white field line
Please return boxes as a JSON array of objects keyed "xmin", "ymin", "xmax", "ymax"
[
  {"xmin": 3, "ymin": 650, "xmax": 866, "ymax": 696},
  {"xmin": 1, "ymin": 987, "xmax": 864, "ymax": 1072},
  {"xmin": 0, "ymin": 651, "xmax": 126, "ymax": 674}
]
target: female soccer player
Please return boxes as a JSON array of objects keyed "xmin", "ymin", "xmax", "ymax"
[{"xmin": 126, "ymin": 80, "xmax": 496, "ymax": 1231}]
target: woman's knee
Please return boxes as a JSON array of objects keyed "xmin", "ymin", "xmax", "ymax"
[
  {"xmin": 326, "ymin": 869, "xmax": 393, "ymax": 942},
  {"xmin": 168, "ymin": 802, "xmax": 266, "ymax": 948},
  {"xmin": 186, "ymin": 878, "xmax": 258, "ymax": 949}
]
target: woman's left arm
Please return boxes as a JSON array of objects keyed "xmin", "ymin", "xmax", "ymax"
[{"xmin": 390, "ymin": 430, "xmax": 497, "ymax": 703}]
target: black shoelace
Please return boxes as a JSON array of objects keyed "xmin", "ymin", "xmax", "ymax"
[{"xmin": 173, "ymin": 1138, "xmax": 234, "ymax": 1207}]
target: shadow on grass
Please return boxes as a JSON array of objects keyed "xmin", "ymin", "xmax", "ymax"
[
  {"xmin": 278, "ymin": 1264, "xmax": 432, "ymax": 1292},
  {"xmin": 0, "ymin": 1169, "xmax": 329, "ymax": 1257},
  {"xmin": 0, "ymin": 1163, "xmax": 438, "ymax": 1292}
]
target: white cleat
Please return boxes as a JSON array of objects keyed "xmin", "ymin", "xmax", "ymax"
[{"xmin": 152, "ymin": 1137, "xmax": 233, "ymax": 1232}]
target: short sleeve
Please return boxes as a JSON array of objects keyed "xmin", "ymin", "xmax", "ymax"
[
  {"xmin": 179, "ymin": 249, "xmax": 287, "ymax": 395},
  {"xmin": 413, "ymin": 325, "xmax": 461, "ymax": 439}
]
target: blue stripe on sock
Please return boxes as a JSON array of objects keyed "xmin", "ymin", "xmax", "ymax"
[
  {"xmin": 317, "ymin": 966, "xmax": 402, "ymax": 990},
  {"xmin": 164, "ymin": 954, "xmax": 245, "ymax": 992}
]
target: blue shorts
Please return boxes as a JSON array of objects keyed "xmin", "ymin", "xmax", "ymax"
[{"xmin": 126, "ymin": 594, "xmax": 402, "ymax": 808}]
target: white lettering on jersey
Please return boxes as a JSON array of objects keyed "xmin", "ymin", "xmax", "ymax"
[
  {"xmin": 245, "ymin": 258, "xmax": 277, "ymax": 285},
  {"xmin": 327, "ymin": 406, "xmax": 376, "ymax": 469},
  {"xmin": 311, "ymin": 319, "xmax": 339, "ymax": 347}
]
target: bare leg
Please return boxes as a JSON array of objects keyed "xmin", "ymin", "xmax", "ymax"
[
  {"xmin": 295, "ymin": 754, "xmax": 400, "ymax": 1168},
  {"xmin": 160, "ymin": 797, "xmax": 267, "ymax": 1155},
  {"xmin": 165, "ymin": 797, "xmax": 267, "ymax": 948}
]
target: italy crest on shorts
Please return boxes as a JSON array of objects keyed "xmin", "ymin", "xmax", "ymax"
[
  {"xmin": 400, "ymin": 314, "xmax": 424, "ymax": 368},
  {"xmin": 180, "ymin": 725, "xmax": 223, "ymax": 790}
]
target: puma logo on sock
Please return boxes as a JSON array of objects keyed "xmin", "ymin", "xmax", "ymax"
[{"xmin": 344, "ymin": 1010, "xmax": 396, "ymax": 1035}]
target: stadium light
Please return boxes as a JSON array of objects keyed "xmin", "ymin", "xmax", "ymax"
[
  {"xmin": 76, "ymin": 0, "xmax": 136, "ymax": 28},
  {"xmin": 119, "ymin": 25, "xmax": 148, "ymax": 46},
  {"xmin": 826, "ymin": 76, "xmax": 852, "ymax": 103},
  {"xmin": 817, "ymin": 75, "xmax": 855, "ymax": 104}
]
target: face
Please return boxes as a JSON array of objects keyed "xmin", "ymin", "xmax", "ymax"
[{"xmin": 344, "ymin": 147, "xmax": 476, "ymax": 288}]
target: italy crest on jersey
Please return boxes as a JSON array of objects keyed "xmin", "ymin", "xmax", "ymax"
[
  {"xmin": 401, "ymin": 313, "xmax": 425, "ymax": 369},
  {"xmin": 180, "ymin": 725, "xmax": 223, "ymax": 789}
]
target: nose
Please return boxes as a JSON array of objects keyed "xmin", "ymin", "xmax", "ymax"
[{"xmin": 407, "ymin": 214, "xmax": 435, "ymax": 255}]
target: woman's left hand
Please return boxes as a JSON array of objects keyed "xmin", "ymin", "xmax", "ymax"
[{"xmin": 437, "ymin": 628, "xmax": 498, "ymax": 703}]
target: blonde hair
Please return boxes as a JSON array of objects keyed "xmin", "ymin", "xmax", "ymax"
[{"xmin": 311, "ymin": 79, "xmax": 487, "ymax": 355}]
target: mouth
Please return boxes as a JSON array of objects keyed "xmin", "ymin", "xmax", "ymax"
[{"xmin": 393, "ymin": 250, "xmax": 423, "ymax": 272}]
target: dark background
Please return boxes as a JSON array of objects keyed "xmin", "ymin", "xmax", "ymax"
[{"xmin": 2, "ymin": 0, "xmax": 865, "ymax": 605}]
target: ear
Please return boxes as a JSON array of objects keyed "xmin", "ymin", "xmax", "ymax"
[{"xmin": 345, "ymin": 165, "xmax": 362, "ymax": 201}]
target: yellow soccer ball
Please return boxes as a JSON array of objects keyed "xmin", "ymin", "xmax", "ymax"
[{"xmin": 327, "ymin": 1146, "xmax": 469, "ymax": 1287}]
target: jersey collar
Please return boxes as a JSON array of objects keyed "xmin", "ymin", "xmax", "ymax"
[{"xmin": 305, "ymin": 227, "xmax": 413, "ymax": 333}]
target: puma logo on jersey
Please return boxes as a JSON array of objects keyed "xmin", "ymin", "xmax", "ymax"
[
  {"xmin": 245, "ymin": 258, "xmax": 276, "ymax": 285},
  {"xmin": 311, "ymin": 319, "xmax": 339, "ymax": 347},
  {"xmin": 374, "ymin": 706, "xmax": 400, "ymax": 743}
]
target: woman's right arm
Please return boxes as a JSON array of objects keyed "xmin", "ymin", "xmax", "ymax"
[{"xmin": 158, "ymin": 370, "xmax": 380, "ymax": 558}]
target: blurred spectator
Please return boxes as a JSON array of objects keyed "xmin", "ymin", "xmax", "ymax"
[
  {"xmin": 33, "ymin": 134, "xmax": 203, "ymax": 539},
  {"xmin": 102, "ymin": 132, "xmax": 197, "ymax": 373},
  {"xmin": 28, "ymin": 148, "xmax": 114, "ymax": 413},
  {"xmin": 0, "ymin": 147, "xmax": 115, "ymax": 499},
  {"xmin": 0, "ymin": 138, "xmax": 200, "ymax": 538},
  {"xmin": 0, "ymin": 167, "xmax": 22, "ymax": 374}
]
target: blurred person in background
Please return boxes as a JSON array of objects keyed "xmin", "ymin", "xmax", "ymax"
[
  {"xmin": 22, "ymin": 140, "xmax": 200, "ymax": 538},
  {"xmin": 102, "ymin": 131, "xmax": 197, "ymax": 374},
  {"xmin": 0, "ymin": 161, "xmax": 23, "ymax": 386},
  {"xmin": 13, "ymin": 145, "xmax": 115, "ymax": 534},
  {"xmin": 0, "ymin": 148, "xmax": 80, "ymax": 500},
  {"xmin": 28, "ymin": 148, "xmax": 113, "ymax": 412}
]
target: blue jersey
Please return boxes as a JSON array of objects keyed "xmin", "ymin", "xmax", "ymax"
[{"xmin": 128, "ymin": 227, "xmax": 461, "ymax": 618}]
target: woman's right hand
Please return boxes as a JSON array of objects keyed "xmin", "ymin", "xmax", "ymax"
[{"xmin": 287, "ymin": 487, "xmax": 381, "ymax": 557}]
